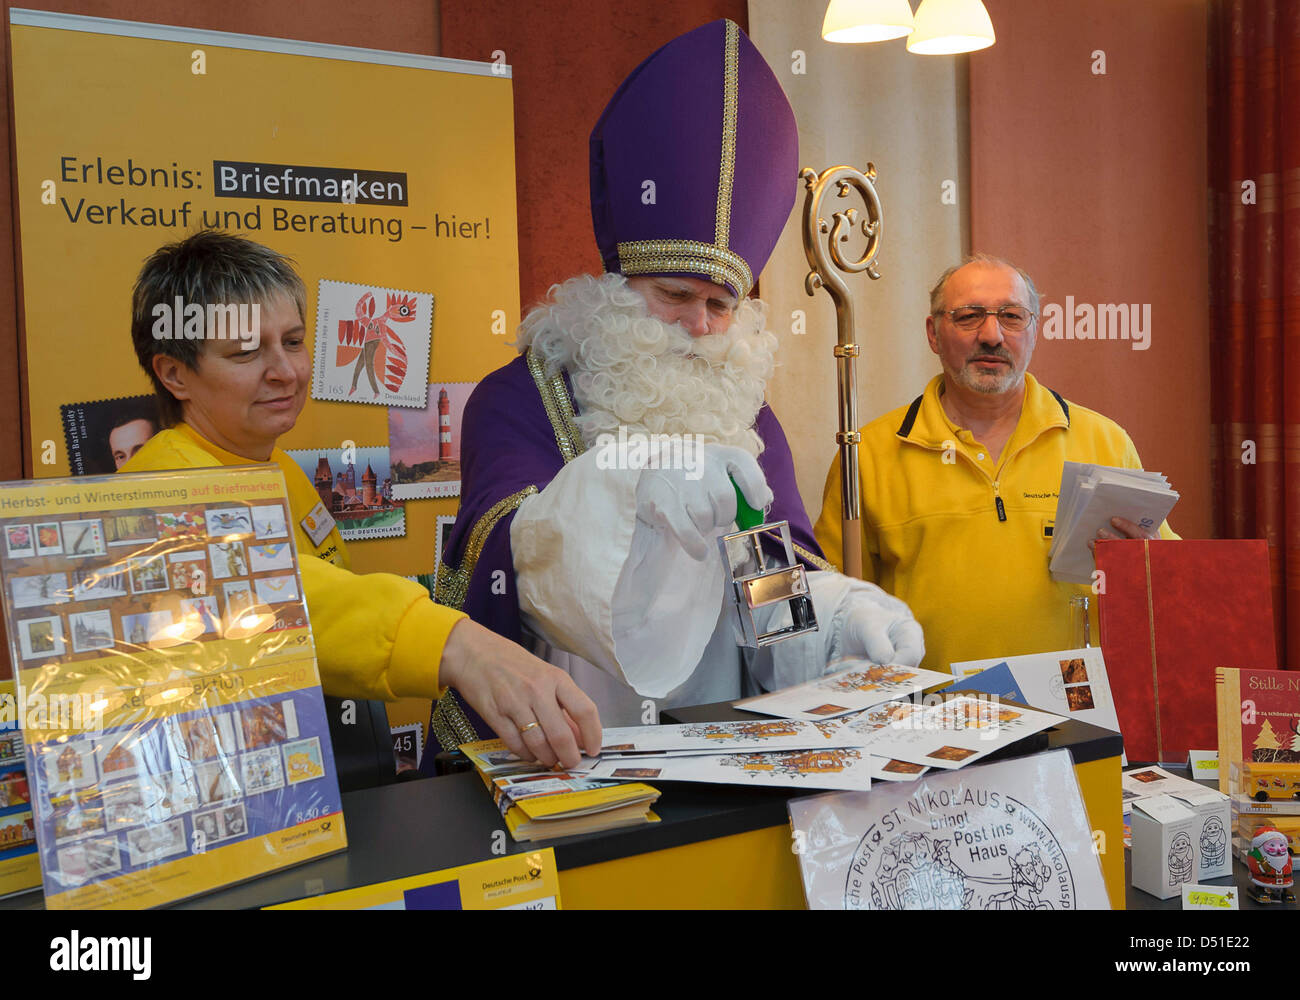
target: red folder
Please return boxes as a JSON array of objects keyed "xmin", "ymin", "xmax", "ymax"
[{"xmin": 1096, "ymin": 539, "xmax": 1278, "ymax": 763}]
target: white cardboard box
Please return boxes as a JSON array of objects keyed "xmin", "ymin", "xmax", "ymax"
[{"xmin": 1131, "ymin": 788, "xmax": 1232, "ymax": 899}]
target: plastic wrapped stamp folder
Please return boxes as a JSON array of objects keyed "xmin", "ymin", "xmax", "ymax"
[{"xmin": 0, "ymin": 466, "xmax": 347, "ymax": 908}]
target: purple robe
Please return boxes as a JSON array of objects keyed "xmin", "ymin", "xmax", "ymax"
[{"xmin": 421, "ymin": 351, "xmax": 828, "ymax": 767}]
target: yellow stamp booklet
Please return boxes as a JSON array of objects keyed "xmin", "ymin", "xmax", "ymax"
[
  {"xmin": 0, "ymin": 467, "xmax": 347, "ymax": 908},
  {"xmin": 462, "ymin": 739, "xmax": 659, "ymax": 842}
]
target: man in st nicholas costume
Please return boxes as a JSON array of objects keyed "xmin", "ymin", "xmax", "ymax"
[{"xmin": 427, "ymin": 20, "xmax": 924, "ymax": 753}]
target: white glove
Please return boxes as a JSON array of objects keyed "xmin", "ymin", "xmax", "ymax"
[
  {"xmin": 834, "ymin": 583, "xmax": 926, "ymax": 667},
  {"xmin": 634, "ymin": 444, "xmax": 773, "ymax": 561}
]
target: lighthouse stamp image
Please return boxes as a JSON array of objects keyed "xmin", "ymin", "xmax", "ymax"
[
  {"xmin": 285, "ymin": 446, "xmax": 406, "ymax": 541},
  {"xmin": 311, "ymin": 279, "xmax": 434, "ymax": 409},
  {"xmin": 388, "ymin": 381, "xmax": 476, "ymax": 499}
]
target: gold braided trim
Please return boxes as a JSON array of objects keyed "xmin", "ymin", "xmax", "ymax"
[
  {"xmin": 432, "ymin": 559, "xmax": 459, "ymax": 608},
  {"xmin": 716, "ymin": 19, "xmax": 739, "ymax": 250},
  {"xmin": 617, "ymin": 239, "xmax": 753, "ymax": 297},
  {"xmin": 526, "ymin": 348, "xmax": 585, "ymax": 462},
  {"xmin": 794, "ymin": 543, "xmax": 834, "ymax": 574},
  {"xmin": 429, "ymin": 353, "xmax": 588, "ymax": 752},
  {"xmin": 430, "ymin": 690, "xmax": 480, "ymax": 753},
  {"xmin": 434, "ymin": 485, "xmax": 539, "ymax": 610}
]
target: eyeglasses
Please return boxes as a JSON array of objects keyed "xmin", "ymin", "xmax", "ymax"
[{"xmin": 939, "ymin": 305, "xmax": 1036, "ymax": 332}]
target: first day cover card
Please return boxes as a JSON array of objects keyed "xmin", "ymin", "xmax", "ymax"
[
  {"xmin": 735, "ymin": 660, "xmax": 956, "ymax": 722},
  {"xmin": 589, "ymin": 746, "xmax": 876, "ymax": 791},
  {"xmin": 598, "ymin": 719, "xmax": 844, "ymax": 756},
  {"xmin": 789, "ymin": 749, "xmax": 1110, "ymax": 910},
  {"xmin": 827, "ymin": 696, "xmax": 1064, "ymax": 770},
  {"xmin": 588, "ymin": 748, "xmax": 930, "ymax": 791},
  {"xmin": 951, "ymin": 647, "xmax": 1121, "ymax": 737}
]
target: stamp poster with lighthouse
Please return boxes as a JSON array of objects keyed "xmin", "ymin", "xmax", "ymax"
[{"xmin": 388, "ymin": 382, "xmax": 476, "ymax": 499}]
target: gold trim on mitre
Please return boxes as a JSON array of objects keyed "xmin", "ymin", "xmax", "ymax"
[
  {"xmin": 715, "ymin": 18, "xmax": 739, "ymax": 251},
  {"xmin": 612, "ymin": 20, "xmax": 751, "ymax": 298},
  {"xmin": 617, "ymin": 239, "xmax": 753, "ymax": 298}
]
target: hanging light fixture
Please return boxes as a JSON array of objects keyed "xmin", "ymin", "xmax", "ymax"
[
  {"xmin": 822, "ymin": 0, "xmax": 915, "ymax": 43},
  {"xmin": 906, "ymin": 0, "xmax": 996, "ymax": 55},
  {"xmin": 821, "ymin": 0, "xmax": 996, "ymax": 54}
]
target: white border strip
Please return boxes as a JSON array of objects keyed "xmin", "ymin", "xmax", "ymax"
[{"xmin": 8, "ymin": 7, "xmax": 511, "ymax": 78}]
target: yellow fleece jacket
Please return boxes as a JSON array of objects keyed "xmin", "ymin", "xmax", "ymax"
[
  {"xmin": 120, "ymin": 423, "xmax": 464, "ymax": 701},
  {"xmin": 815, "ymin": 374, "xmax": 1176, "ymax": 673}
]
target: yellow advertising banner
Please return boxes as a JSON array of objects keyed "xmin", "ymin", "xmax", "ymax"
[
  {"xmin": 8, "ymin": 9, "xmax": 520, "ymax": 587},
  {"xmin": 268, "ymin": 846, "xmax": 561, "ymax": 910}
]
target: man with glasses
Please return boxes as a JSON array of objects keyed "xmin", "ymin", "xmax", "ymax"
[{"xmin": 814, "ymin": 254, "xmax": 1176, "ymax": 673}]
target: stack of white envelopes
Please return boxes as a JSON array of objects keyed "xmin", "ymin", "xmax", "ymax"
[{"xmin": 1049, "ymin": 461, "xmax": 1179, "ymax": 584}]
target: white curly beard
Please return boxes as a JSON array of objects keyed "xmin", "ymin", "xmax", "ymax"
[{"xmin": 513, "ymin": 272, "xmax": 779, "ymax": 458}]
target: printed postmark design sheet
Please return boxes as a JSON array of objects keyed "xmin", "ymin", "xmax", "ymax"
[{"xmin": 789, "ymin": 749, "xmax": 1110, "ymax": 910}]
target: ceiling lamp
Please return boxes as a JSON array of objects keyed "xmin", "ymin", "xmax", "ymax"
[
  {"xmin": 906, "ymin": 0, "xmax": 996, "ymax": 55},
  {"xmin": 822, "ymin": 0, "xmax": 915, "ymax": 43}
]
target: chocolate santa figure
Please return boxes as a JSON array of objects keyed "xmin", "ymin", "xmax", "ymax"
[
  {"xmin": 1244, "ymin": 824, "xmax": 1295, "ymax": 905},
  {"xmin": 1167, "ymin": 831, "xmax": 1194, "ymax": 887},
  {"xmin": 1199, "ymin": 816, "xmax": 1227, "ymax": 870}
]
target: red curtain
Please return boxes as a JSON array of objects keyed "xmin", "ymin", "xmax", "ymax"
[{"xmin": 1208, "ymin": 0, "xmax": 1300, "ymax": 668}]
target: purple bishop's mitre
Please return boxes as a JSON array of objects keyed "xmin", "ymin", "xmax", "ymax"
[{"xmin": 589, "ymin": 19, "xmax": 798, "ymax": 299}]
